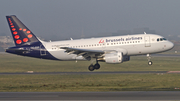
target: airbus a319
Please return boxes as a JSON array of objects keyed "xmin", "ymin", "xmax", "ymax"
[{"xmin": 5, "ymin": 15, "xmax": 174, "ymax": 71}]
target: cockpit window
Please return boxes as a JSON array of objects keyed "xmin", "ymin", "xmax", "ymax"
[{"xmin": 157, "ymin": 38, "xmax": 167, "ymax": 42}]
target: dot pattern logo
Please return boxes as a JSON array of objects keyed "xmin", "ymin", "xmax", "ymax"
[{"xmin": 8, "ymin": 18, "xmax": 33, "ymax": 45}]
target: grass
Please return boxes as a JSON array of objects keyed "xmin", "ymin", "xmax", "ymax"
[
  {"xmin": 0, "ymin": 53, "xmax": 180, "ymax": 92},
  {"xmin": 0, "ymin": 74, "xmax": 180, "ymax": 92},
  {"xmin": 0, "ymin": 53, "xmax": 180, "ymax": 72}
]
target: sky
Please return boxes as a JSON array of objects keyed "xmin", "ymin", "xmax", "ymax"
[{"xmin": 0, "ymin": 0, "xmax": 180, "ymax": 40}]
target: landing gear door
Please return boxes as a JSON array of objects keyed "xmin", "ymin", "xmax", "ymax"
[
  {"xmin": 40, "ymin": 44, "xmax": 46, "ymax": 56},
  {"xmin": 144, "ymin": 36, "xmax": 151, "ymax": 47}
]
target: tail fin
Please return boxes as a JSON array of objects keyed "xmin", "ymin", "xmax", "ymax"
[{"xmin": 6, "ymin": 15, "xmax": 40, "ymax": 46}]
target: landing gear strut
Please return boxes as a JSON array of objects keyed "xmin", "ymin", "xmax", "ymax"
[
  {"xmin": 88, "ymin": 59, "xmax": 100, "ymax": 71},
  {"xmin": 147, "ymin": 54, "xmax": 153, "ymax": 65}
]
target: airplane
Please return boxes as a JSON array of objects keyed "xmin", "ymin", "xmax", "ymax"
[{"xmin": 5, "ymin": 15, "xmax": 174, "ymax": 71}]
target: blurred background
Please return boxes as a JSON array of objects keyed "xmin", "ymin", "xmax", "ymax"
[{"xmin": 0, "ymin": 0, "xmax": 180, "ymax": 51}]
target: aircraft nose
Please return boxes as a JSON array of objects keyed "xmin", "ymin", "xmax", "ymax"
[{"xmin": 168, "ymin": 41, "xmax": 174, "ymax": 50}]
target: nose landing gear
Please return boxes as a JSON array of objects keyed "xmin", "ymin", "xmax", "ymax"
[
  {"xmin": 148, "ymin": 61, "xmax": 153, "ymax": 65},
  {"xmin": 147, "ymin": 54, "xmax": 153, "ymax": 65}
]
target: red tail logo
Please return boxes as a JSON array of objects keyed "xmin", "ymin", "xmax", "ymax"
[{"xmin": 99, "ymin": 39, "xmax": 104, "ymax": 43}]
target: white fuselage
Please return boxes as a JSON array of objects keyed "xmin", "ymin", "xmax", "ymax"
[{"xmin": 41, "ymin": 34, "xmax": 174, "ymax": 61}]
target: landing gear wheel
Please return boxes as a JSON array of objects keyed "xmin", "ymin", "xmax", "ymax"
[
  {"xmin": 88, "ymin": 65, "xmax": 94, "ymax": 71},
  {"xmin": 147, "ymin": 54, "xmax": 153, "ymax": 66},
  {"xmin": 148, "ymin": 61, "xmax": 153, "ymax": 65},
  {"xmin": 94, "ymin": 63, "xmax": 100, "ymax": 69}
]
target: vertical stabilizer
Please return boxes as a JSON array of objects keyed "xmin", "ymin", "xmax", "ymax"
[{"xmin": 6, "ymin": 15, "xmax": 40, "ymax": 46}]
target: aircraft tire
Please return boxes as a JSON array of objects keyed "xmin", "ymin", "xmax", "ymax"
[
  {"xmin": 94, "ymin": 63, "xmax": 100, "ymax": 69},
  {"xmin": 148, "ymin": 61, "xmax": 153, "ymax": 65},
  {"xmin": 88, "ymin": 65, "xmax": 94, "ymax": 71}
]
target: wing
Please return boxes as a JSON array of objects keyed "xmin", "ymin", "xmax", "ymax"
[{"xmin": 60, "ymin": 47, "xmax": 105, "ymax": 60}]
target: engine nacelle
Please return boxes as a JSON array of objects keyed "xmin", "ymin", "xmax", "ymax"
[{"xmin": 104, "ymin": 52, "xmax": 123, "ymax": 64}]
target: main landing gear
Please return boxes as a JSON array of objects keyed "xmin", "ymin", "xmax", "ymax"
[
  {"xmin": 147, "ymin": 54, "xmax": 153, "ymax": 65},
  {"xmin": 88, "ymin": 60, "xmax": 100, "ymax": 71}
]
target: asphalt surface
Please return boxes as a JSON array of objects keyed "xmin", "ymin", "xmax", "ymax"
[
  {"xmin": 0, "ymin": 53, "xmax": 179, "ymax": 100},
  {"xmin": 0, "ymin": 91, "xmax": 180, "ymax": 100},
  {"xmin": 0, "ymin": 71, "xmax": 169, "ymax": 75}
]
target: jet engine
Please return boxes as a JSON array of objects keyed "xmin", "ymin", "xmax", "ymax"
[
  {"xmin": 104, "ymin": 52, "xmax": 123, "ymax": 63},
  {"xmin": 103, "ymin": 52, "xmax": 130, "ymax": 64}
]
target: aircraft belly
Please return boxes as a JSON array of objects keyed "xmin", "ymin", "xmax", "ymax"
[{"xmin": 48, "ymin": 50, "xmax": 77, "ymax": 60}]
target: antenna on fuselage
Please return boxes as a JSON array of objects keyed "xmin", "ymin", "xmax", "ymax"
[
  {"xmin": 144, "ymin": 32, "xmax": 147, "ymax": 34},
  {"xmin": 70, "ymin": 38, "xmax": 73, "ymax": 40}
]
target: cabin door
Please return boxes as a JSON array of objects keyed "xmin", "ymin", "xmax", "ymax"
[{"xmin": 144, "ymin": 36, "xmax": 151, "ymax": 47}]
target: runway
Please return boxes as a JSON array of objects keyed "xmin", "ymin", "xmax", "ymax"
[
  {"xmin": 0, "ymin": 54, "xmax": 179, "ymax": 100},
  {"xmin": 0, "ymin": 71, "xmax": 169, "ymax": 75},
  {"xmin": 0, "ymin": 91, "xmax": 180, "ymax": 100}
]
